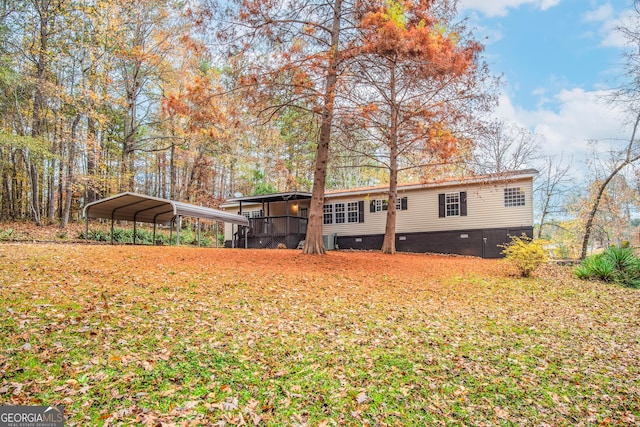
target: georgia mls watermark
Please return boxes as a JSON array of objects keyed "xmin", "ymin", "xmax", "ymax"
[{"xmin": 0, "ymin": 406, "xmax": 64, "ymax": 427}]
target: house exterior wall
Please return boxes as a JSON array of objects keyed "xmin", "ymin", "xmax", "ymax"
[
  {"xmin": 322, "ymin": 177, "xmax": 534, "ymax": 236},
  {"xmin": 220, "ymin": 172, "xmax": 536, "ymax": 257}
]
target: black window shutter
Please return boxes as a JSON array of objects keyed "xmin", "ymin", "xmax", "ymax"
[
  {"xmin": 358, "ymin": 200, "xmax": 365, "ymax": 223},
  {"xmin": 401, "ymin": 197, "xmax": 408, "ymax": 211},
  {"xmin": 370, "ymin": 200, "xmax": 376, "ymax": 213},
  {"xmin": 438, "ymin": 193, "xmax": 445, "ymax": 218},
  {"xmin": 460, "ymin": 191, "xmax": 467, "ymax": 216}
]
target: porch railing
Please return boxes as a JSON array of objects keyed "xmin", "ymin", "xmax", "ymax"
[{"xmin": 237, "ymin": 215, "xmax": 308, "ymax": 248}]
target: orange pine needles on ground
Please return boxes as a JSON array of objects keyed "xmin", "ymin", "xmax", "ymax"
[{"xmin": 1, "ymin": 243, "xmax": 638, "ymax": 425}]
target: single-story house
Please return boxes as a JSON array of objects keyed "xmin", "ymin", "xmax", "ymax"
[{"xmin": 220, "ymin": 169, "xmax": 538, "ymax": 258}]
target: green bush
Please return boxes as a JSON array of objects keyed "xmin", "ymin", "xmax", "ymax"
[
  {"xmin": 80, "ymin": 225, "xmax": 217, "ymax": 247},
  {"xmin": 575, "ymin": 246, "xmax": 640, "ymax": 288},
  {"xmin": 0, "ymin": 228, "xmax": 14, "ymax": 241},
  {"xmin": 78, "ymin": 229, "xmax": 109, "ymax": 241},
  {"xmin": 500, "ymin": 234, "xmax": 548, "ymax": 277}
]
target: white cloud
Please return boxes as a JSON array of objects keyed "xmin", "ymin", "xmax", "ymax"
[
  {"xmin": 583, "ymin": 3, "xmax": 614, "ymax": 22},
  {"xmin": 495, "ymin": 88, "xmax": 630, "ymax": 171},
  {"xmin": 458, "ymin": 0, "xmax": 560, "ymax": 17},
  {"xmin": 582, "ymin": 3, "xmax": 635, "ymax": 48}
]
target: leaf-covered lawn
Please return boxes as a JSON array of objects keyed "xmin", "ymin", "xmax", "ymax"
[{"xmin": 1, "ymin": 244, "xmax": 639, "ymax": 426}]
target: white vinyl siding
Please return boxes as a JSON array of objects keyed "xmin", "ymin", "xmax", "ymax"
[
  {"xmin": 394, "ymin": 181, "xmax": 533, "ymax": 234},
  {"xmin": 323, "ymin": 178, "xmax": 533, "ymax": 236},
  {"xmin": 222, "ymin": 176, "xmax": 535, "ymax": 239}
]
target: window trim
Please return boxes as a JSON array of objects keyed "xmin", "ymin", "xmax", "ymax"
[
  {"xmin": 370, "ymin": 197, "xmax": 408, "ymax": 213},
  {"xmin": 325, "ymin": 201, "xmax": 365, "ymax": 224},
  {"xmin": 439, "ymin": 192, "xmax": 467, "ymax": 218},
  {"xmin": 241, "ymin": 209, "xmax": 263, "ymax": 219},
  {"xmin": 335, "ymin": 203, "xmax": 345, "ymax": 224},
  {"xmin": 504, "ymin": 187, "xmax": 526, "ymax": 207},
  {"xmin": 323, "ymin": 204, "xmax": 333, "ymax": 225},
  {"xmin": 446, "ymin": 192, "xmax": 460, "ymax": 217},
  {"xmin": 347, "ymin": 202, "xmax": 359, "ymax": 223}
]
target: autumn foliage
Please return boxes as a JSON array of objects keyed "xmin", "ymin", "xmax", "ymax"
[{"xmin": 1, "ymin": 243, "xmax": 639, "ymax": 425}]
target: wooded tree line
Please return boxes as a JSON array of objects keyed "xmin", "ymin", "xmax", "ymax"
[
  {"xmin": 1, "ymin": 0, "xmax": 640, "ymax": 256},
  {"xmin": 0, "ymin": 0, "xmax": 319, "ymax": 226},
  {"xmin": 0, "ymin": 0, "xmax": 497, "ymax": 252}
]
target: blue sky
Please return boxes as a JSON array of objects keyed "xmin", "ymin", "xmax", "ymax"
[{"xmin": 457, "ymin": 0, "xmax": 635, "ymax": 169}]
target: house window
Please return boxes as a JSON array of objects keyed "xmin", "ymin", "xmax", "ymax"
[
  {"xmin": 347, "ymin": 202, "xmax": 359, "ymax": 223},
  {"xmin": 335, "ymin": 203, "xmax": 345, "ymax": 223},
  {"xmin": 325, "ymin": 201, "xmax": 365, "ymax": 224},
  {"xmin": 374, "ymin": 199, "xmax": 388, "ymax": 212},
  {"xmin": 370, "ymin": 197, "xmax": 408, "ymax": 212},
  {"xmin": 323, "ymin": 204, "xmax": 333, "ymax": 224},
  {"xmin": 439, "ymin": 192, "xmax": 467, "ymax": 218},
  {"xmin": 446, "ymin": 192, "xmax": 460, "ymax": 217},
  {"xmin": 299, "ymin": 208, "xmax": 308, "ymax": 218},
  {"xmin": 240, "ymin": 210, "xmax": 263, "ymax": 218},
  {"xmin": 504, "ymin": 187, "xmax": 526, "ymax": 207}
]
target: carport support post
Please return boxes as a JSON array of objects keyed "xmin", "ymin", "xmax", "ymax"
[
  {"xmin": 85, "ymin": 211, "xmax": 89, "ymax": 242},
  {"xmin": 215, "ymin": 222, "xmax": 219, "ymax": 248},
  {"xmin": 197, "ymin": 218, "xmax": 201, "ymax": 247},
  {"xmin": 176, "ymin": 215, "xmax": 182, "ymax": 246},
  {"xmin": 133, "ymin": 220, "xmax": 137, "ymax": 245},
  {"xmin": 245, "ymin": 226, "xmax": 248, "ymax": 248}
]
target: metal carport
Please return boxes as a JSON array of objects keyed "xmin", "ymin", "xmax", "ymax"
[{"xmin": 83, "ymin": 192, "xmax": 250, "ymax": 246}]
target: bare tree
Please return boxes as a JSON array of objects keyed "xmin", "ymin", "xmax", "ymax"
[
  {"xmin": 580, "ymin": 113, "xmax": 640, "ymax": 259},
  {"xmin": 577, "ymin": 1, "xmax": 640, "ymax": 258},
  {"xmin": 535, "ymin": 154, "xmax": 572, "ymax": 239},
  {"xmin": 472, "ymin": 121, "xmax": 542, "ymax": 174}
]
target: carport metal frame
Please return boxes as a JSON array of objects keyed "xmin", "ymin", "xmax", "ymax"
[{"xmin": 83, "ymin": 192, "xmax": 250, "ymax": 246}]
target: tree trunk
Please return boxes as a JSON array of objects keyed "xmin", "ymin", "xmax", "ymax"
[
  {"xmin": 580, "ymin": 166, "xmax": 626, "ymax": 259},
  {"xmin": 29, "ymin": 0, "xmax": 51, "ymax": 226},
  {"xmin": 122, "ymin": 63, "xmax": 140, "ymax": 192},
  {"xmin": 169, "ymin": 141, "xmax": 176, "ymax": 200},
  {"xmin": 580, "ymin": 112, "xmax": 640, "ymax": 259},
  {"xmin": 303, "ymin": 0, "xmax": 343, "ymax": 255},
  {"xmin": 28, "ymin": 156, "xmax": 41, "ymax": 225},
  {"xmin": 86, "ymin": 116, "xmax": 98, "ymax": 203},
  {"xmin": 61, "ymin": 114, "xmax": 80, "ymax": 228},
  {"xmin": 381, "ymin": 59, "xmax": 398, "ymax": 254},
  {"xmin": 382, "ymin": 146, "xmax": 399, "ymax": 254}
]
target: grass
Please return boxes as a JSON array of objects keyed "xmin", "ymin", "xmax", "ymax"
[{"xmin": 0, "ymin": 244, "xmax": 639, "ymax": 426}]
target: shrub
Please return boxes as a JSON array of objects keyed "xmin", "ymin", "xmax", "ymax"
[
  {"xmin": 80, "ymin": 225, "xmax": 215, "ymax": 247},
  {"xmin": 575, "ymin": 246, "xmax": 640, "ymax": 288},
  {"xmin": 0, "ymin": 228, "xmax": 14, "ymax": 241},
  {"xmin": 78, "ymin": 229, "xmax": 109, "ymax": 241},
  {"xmin": 500, "ymin": 234, "xmax": 548, "ymax": 278}
]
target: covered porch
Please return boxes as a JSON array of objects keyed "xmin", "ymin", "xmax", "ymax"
[{"xmin": 223, "ymin": 192, "xmax": 312, "ymax": 249}]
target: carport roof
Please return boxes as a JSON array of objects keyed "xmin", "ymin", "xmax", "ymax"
[{"xmin": 83, "ymin": 192, "xmax": 249, "ymax": 226}]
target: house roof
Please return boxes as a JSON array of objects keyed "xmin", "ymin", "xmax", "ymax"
[
  {"xmin": 324, "ymin": 169, "xmax": 539, "ymax": 198},
  {"xmin": 83, "ymin": 192, "xmax": 249, "ymax": 226},
  {"xmin": 220, "ymin": 169, "xmax": 538, "ymax": 207},
  {"xmin": 222, "ymin": 191, "xmax": 312, "ymax": 206}
]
